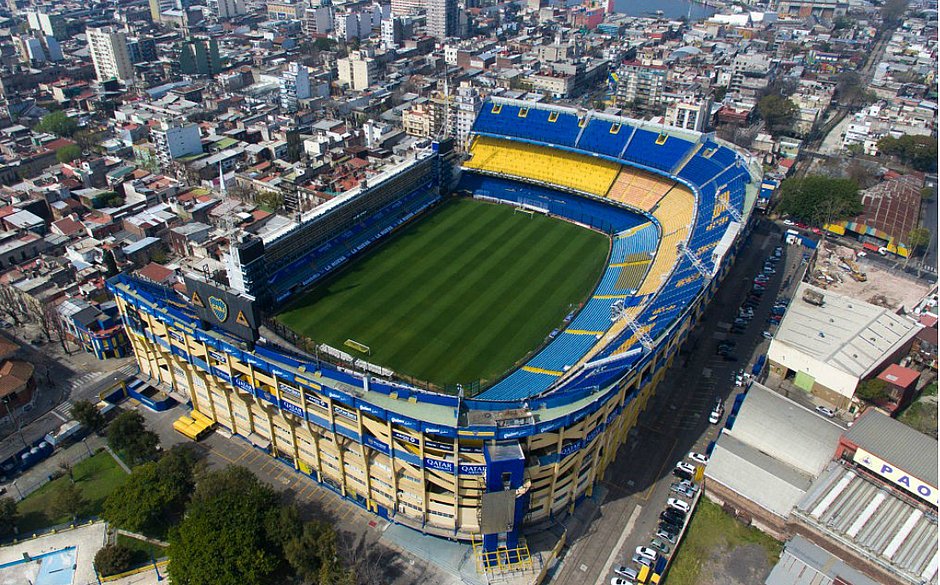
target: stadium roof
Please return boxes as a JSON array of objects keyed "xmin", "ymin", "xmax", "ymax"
[
  {"xmin": 770, "ymin": 282, "xmax": 922, "ymax": 380},
  {"xmin": 844, "ymin": 409, "xmax": 938, "ymax": 487},
  {"xmin": 706, "ymin": 433, "xmax": 813, "ymax": 518},
  {"xmin": 766, "ymin": 535, "xmax": 881, "ymax": 585},
  {"xmin": 726, "ymin": 383, "xmax": 843, "ymax": 477}
]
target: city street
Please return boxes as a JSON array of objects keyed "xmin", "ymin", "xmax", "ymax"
[{"xmin": 550, "ymin": 219, "xmax": 806, "ymax": 585}]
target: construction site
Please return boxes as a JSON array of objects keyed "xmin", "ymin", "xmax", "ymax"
[{"xmin": 805, "ymin": 239, "xmax": 934, "ymax": 312}]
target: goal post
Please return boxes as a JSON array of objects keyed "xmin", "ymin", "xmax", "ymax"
[{"xmin": 344, "ymin": 339, "xmax": 371, "ymax": 355}]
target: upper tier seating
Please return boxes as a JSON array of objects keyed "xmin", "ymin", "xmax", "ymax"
[{"xmin": 624, "ymin": 129, "xmax": 696, "ymax": 173}]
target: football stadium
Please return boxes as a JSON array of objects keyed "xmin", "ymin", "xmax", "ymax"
[{"xmin": 108, "ymin": 97, "xmax": 761, "ymax": 565}]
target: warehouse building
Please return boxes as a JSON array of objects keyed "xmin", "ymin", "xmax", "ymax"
[
  {"xmin": 766, "ymin": 283, "xmax": 922, "ymax": 411},
  {"xmin": 704, "ymin": 383, "xmax": 843, "ymax": 538}
]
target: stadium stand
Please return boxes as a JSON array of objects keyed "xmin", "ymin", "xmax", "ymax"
[
  {"xmin": 460, "ymin": 97, "xmax": 755, "ymax": 400},
  {"xmin": 576, "ymin": 118, "xmax": 634, "ymax": 158},
  {"xmin": 624, "ymin": 128, "xmax": 696, "ymax": 172},
  {"xmin": 465, "ymin": 136, "xmax": 620, "ymax": 197},
  {"xmin": 605, "ymin": 168, "xmax": 675, "ymax": 211},
  {"xmin": 473, "ymin": 102, "xmax": 581, "ymax": 148}
]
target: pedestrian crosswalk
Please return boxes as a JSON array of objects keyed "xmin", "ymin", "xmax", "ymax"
[
  {"xmin": 51, "ymin": 401, "xmax": 72, "ymax": 422},
  {"xmin": 68, "ymin": 372, "xmax": 100, "ymax": 390}
]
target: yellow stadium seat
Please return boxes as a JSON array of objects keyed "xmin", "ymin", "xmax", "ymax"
[
  {"xmin": 465, "ymin": 136, "xmax": 619, "ymax": 197},
  {"xmin": 605, "ymin": 168, "xmax": 675, "ymax": 211}
]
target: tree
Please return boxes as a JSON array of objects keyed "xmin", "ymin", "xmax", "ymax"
[
  {"xmin": 56, "ymin": 144, "xmax": 82, "ymax": 164},
  {"xmin": 881, "ymin": 0, "xmax": 908, "ymax": 29},
  {"xmin": 167, "ymin": 467, "xmax": 286, "ymax": 585},
  {"xmin": 52, "ymin": 481, "xmax": 85, "ymax": 521},
  {"xmin": 757, "ymin": 94, "xmax": 797, "ymax": 136},
  {"xmin": 102, "ymin": 445, "xmax": 197, "ymax": 538},
  {"xmin": 856, "ymin": 378, "xmax": 891, "ymax": 403},
  {"xmin": 94, "ymin": 544, "xmax": 136, "ymax": 577},
  {"xmin": 36, "ymin": 301, "xmax": 67, "ymax": 351},
  {"xmin": 0, "ymin": 285, "xmax": 28, "ymax": 326},
  {"xmin": 73, "ymin": 129, "xmax": 100, "ymax": 153},
  {"xmin": 71, "ymin": 400, "xmax": 106, "ymax": 432},
  {"xmin": 877, "ymin": 135, "xmax": 938, "ymax": 172},
  {"xmin": 284, "ymin": 520, "xmax": 356, "ymax": 585},
  {"xmin": 107, "ymin": 411, "xmax": 160, "ymax": 465},
  {"xmin": 34, "ymin": 111, "xmax": 78, "ymax": 138},
  {"xmin": 777, "ymin": 176, "xmax": 862, "ymax": 225},
  {"xmin": 0, "ymin": 497, "xmax": 16, "ymax": 537},
  {"xmin": 104, "ymin": 250, "xmax": 120, "ymax": 277}
]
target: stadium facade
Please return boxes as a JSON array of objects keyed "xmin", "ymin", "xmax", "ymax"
[{"xmin": 108, "ymin": 98, "xmax": 761, "ymax": 555}]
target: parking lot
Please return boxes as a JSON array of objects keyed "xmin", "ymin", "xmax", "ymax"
[{"xmin": 551, "ymin": 219, "xmax": 809, "ymax": 585}]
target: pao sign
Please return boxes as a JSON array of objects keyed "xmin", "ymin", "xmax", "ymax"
[{"xmin": 853, "ymin": 447, "xmax": 938, "ymax": 507}]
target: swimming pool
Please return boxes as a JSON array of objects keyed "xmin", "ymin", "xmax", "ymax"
[
  {"xmin": 0, "ymin": 546, "xmax": 76, "ymax": 585},
  {"xmin": 36, "ymin": 547, "xmax": 76, "ymax": 585}
]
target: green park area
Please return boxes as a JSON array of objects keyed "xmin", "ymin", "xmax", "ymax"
[{"xmin": 15, "ymin": 450, "xmax": 128, "ymax": 534}]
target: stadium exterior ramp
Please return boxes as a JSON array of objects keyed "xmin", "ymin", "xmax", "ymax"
[{"xmin": 109, "ymin": 100, "xmax": 759, "ymax": 562}]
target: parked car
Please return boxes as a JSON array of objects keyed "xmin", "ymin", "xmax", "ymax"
[
  {"xmin": 635, "ymin": 546, "xmax": 658, "ymax": 562},
  {"xmin": 689, "ymin": 452, "xmax": 709, "ymax": 465},
  {"xmin": 631, "ymin": 553, "xmax": 652, "ymax": 567},
  {"xmin": 709, "ymin": 409, "xmax": 722, "ymax": 424},
  {"xmin": 667, "ymin": 498, "xmax": 691, "ymax": 513},
  {"xmin": 677, "ymin": 479, "xmax": 699, "ymax": 494},
  {"xmin": 783, "ymin": 219, "xmax": 795, "ymax": 226},
  {"xmin": 655, "ymin": 528, "xmax": 677, "ymax": 543},
  {"xmin": 611, "ymin": 578, "xmax": 633, "ymax": 585},
  {"xmin": 815, "ymin": 405, "xmax": 836, "ymax": 418},
  {"xmin": 614, "ymin": 565, "xmax": 639, "ymax": 580},
  {"xmin": 650, "ymin": 538, "xmax": 670, "ymax": 555},
  {"xmin": 670, "ymin": 483, "xmax": 695, "ymax": 498},
  {"xmin": 661, "ymin": 511, "xmax": 685, "ymax": 527},
  {"xmin": 762, "ymin": 331, "xmax": 773, "ymax": 340}
]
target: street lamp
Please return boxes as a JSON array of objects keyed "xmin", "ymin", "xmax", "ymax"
[{"xmin": 11, "ymin": 480, "xmax": 21, "ymax": 499}]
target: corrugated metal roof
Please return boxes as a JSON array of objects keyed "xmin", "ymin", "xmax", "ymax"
[
  {"xmin": 765, "ymin": 535, "xmax": 881, "ymax": 585},
  {"xmin": 795, "ymin": 464, "xmax": 938, "ymax": 584},
  {"xmin": 729, "ymin": 384, "xmax": 843, "ymax": 477},
  {"xmin": 844, "ymin": 409, "xmax": 938, "ymax": 488},
  {"xmin": 706, "ymin": 433, "xmax": 812, "ymax": 518},
  {"xmin": 769, "ymin": 283, "xmax": 922, "ymax": 380}
]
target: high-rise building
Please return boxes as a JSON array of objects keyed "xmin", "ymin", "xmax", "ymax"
[
  {"xmin": 151, "ymin": 120, "xmax": 202, "ymax": 166},
  {"xmin": 86, "ymin": 27, "xmax": 135, "ymax": 84},
  {"xmin": 614, "ymin": 60, "xmax": 666, "ymax": 112},
  {"xmin": 279, "ymin": 62, "xmax": 311, "ymax": 112},
  {"xmin": 179, "ymin": 38, "xmax": 222, "ymax": 76},
  {"xmin": 303, "ymin": 0, "xmax": 333, "ymax": 35},
  {"xmin": 207, "ymin": 0, "xmax": 246, "ymax": 19},
  {"xmin": 427, "ymin": 0, "xmax": 458, "ymax": 40},
  {"xmin": 454, "ymin": 82, "xmax": 481, "ymax": 147},
  {"xmin": 148, "ymin": 0, "xmax": 177, "ymax": 21},
  {"xmin": 126, "ymin": 37, "xmax": 157, "ymax": 64},
  {"xmin": 664, "ymin": 97, "xmax": 712, "ymax": 132},
  {"xmin": 337, "ymin": 51, "xmax": 377, "ymax": 90},
  {"xmin": 381, "ymin": 15, "xmax": 413, "ymax": 48}
]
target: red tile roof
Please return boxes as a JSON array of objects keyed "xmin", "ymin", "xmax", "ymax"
[
  {"xmin": 877, "ymin": 363, "xmax": 920, "ymax": 389},
  {"xmin": 137, "ymin": 262, "xmax": 175, "ymax": 284}
]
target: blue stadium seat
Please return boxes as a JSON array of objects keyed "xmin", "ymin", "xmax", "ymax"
[
  {"xmin": 527, "ymin": 333, "xmax": 598, "ymax": 372},
  {"xmin": 479, "ymin": 368, "xmax": 557, "ymax": 401},
  {"xmin": 473, "ymin": 103, "xmax": 580, "ymax": 147},
  {"xmin": 624, "ymin": 129, "xmax": 696, "ymax": 172},
  {"xmin": 577, "ymin": 119, "xmax": 633, "ymax": 158}
]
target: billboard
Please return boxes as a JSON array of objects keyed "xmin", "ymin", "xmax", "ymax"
[
  {"xmin": 853, "ymin": 447, "xmax": 937, "ymax": 507},
  {"xmin": 183, "ymin": 274, "xmax": 260, "ymax": 343}
]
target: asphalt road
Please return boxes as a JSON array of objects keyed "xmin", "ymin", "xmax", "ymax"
[{"xmin": 550, "ymin": 219, "xmax": 803, "ymax": 585}]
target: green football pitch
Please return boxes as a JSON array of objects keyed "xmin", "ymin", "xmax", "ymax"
[{"xmin": 276, "ymin": 198, "xmax": 609, "ymax": 388}]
